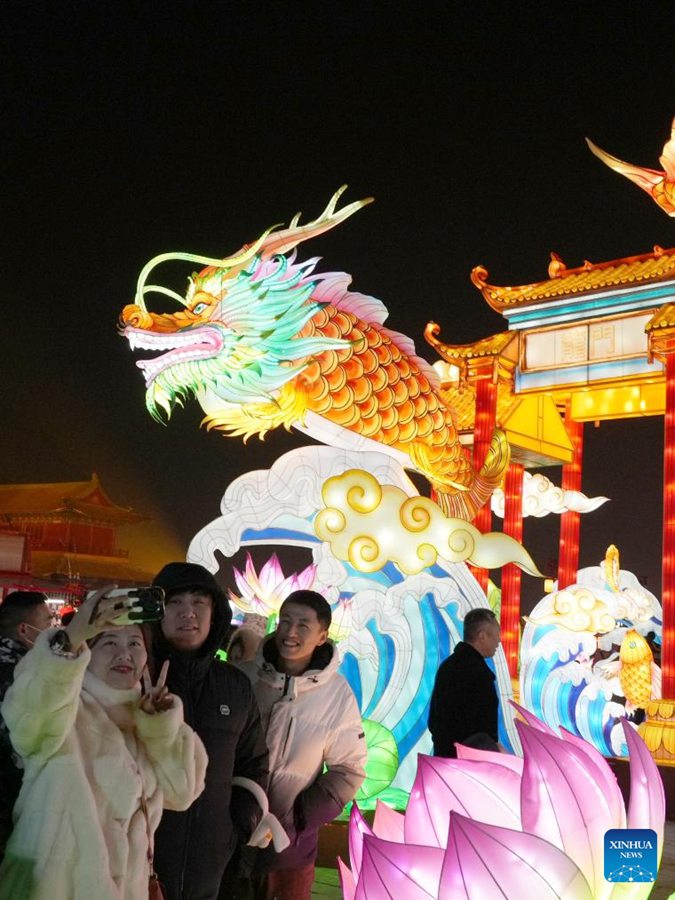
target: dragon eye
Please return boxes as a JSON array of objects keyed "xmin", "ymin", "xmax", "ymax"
[{"xmin": 192, "ymin": 302, "xmax": 209, "ymax": 315}]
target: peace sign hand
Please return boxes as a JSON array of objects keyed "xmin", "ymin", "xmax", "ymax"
[{"xmin": 139, "ymin": 661, "xmax": 175, "ymax": 714}]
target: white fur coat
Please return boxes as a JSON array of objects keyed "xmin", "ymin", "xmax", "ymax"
[{"xmin": 0, "ymin": 629, "xmax": 207, "ymax": 900}]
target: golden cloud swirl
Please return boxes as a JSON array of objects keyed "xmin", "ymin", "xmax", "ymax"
[
  {"xmin": 526, "ymin": 587, "xmax": 616, "ymax": 633},
  {"xmin": 314, "ymin": 469, "xmax": 542, "ymax": 576}
]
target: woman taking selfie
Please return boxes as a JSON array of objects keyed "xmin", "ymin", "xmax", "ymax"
[{"xmin": 0, "ymin": 587, "xmax": 207, "ymax": 900}]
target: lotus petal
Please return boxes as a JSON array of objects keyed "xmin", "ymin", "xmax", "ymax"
[
  {"xmin": 404, "ymin": 755, "xmax": 521, "ymax": 847},
  {"xmin": 559, "ymin": 725, "xmax": 626, "ymax": 829},
  {"xmin": 511, "ymin": 699, "xmax": 560, "ymax": 736},
  {"xmin": 349, "ymin": 802, "xmax": 373, "ymax": 881},
  {"xmin": 355, "ymin": 834, "xmax": 444, "ymax": 900},
  {"xmin": 259, "ymin": 553, "xmax": 285, "ymax": 592},
  {"xmin": 440, "ymin": 812, "xmax": 593, "ymax": 899},
  {"xmin": 338, "ymin": 857, "xmax": 356, "ymax": 900},
  {"xmin": 455, "ymin": 742, "xmax": 524, "ymax": 775},
  {"xmin": 518, "ymin": 720, "xmax": 615, "ymax": 899},
  {"xmin": 622, "ymin": 720, "xmax": 666, "ymax": 870},
  {"xmin": 372, "ymin": 800, "xmax": 405, "ymax": 842}
]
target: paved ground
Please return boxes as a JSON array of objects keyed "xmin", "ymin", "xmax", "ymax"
[
  {"xmin": 312, "ymin": 824, "xmax": 675, "ymax": 898},
  {"xmin": 653, "ymin": 821, "xmax": 675, "ymax": 900}
]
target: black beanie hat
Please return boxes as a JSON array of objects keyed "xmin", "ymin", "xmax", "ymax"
[{"xmin": 153, "ymin": 562, "xmax": 225, "ymax": 602}]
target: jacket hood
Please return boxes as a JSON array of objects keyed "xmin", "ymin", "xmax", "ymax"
[
  {"xmin": 253, "ymin": 635, "xmax": 339, "ymax": 690},
  {"xmin": 149, "ymin": 563, "xmax": 232, "ymax": 672}
]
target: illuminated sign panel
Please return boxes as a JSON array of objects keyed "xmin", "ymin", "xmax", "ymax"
[{"xmin": 522, "ymin": 312, "xmax": 653, "ymax": 373}]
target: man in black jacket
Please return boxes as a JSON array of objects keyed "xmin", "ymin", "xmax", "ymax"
[
  {"xmin": 428, "ymin": 607, "xmax": 501, "ymax": 758},
  {"xmin": 150, "ymin": 563, "xmax": 269, "ymax": 900},
  {"xmin": 0, "ymin": 591, "xmax": 53, "ymax": 861}
]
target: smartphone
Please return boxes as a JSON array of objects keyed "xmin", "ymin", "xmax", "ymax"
[{"xmin": 104, "ymin": 587, "xmax": 165, "ymax": 624}]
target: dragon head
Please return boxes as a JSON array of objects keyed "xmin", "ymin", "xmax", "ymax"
[{"xmin": 121, "ymin": 186, "xmax": 373, "ymax": 422}]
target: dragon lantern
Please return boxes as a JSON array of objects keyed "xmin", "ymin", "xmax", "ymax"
[{"xmin": 121, "ymin": 187, "xmax": 508, "ymax": 520}]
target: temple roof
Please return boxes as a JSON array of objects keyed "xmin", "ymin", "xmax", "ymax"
[
  {"xmin": 30, "ymin": 551, "xmax": 154, "ymax": 584},
  {"xmin": 472, "ymin": 245, "xmax": 675, "ymax": 312},
  {"xmin": 647, "ymin": 302, "xmax": 675, "ymax": 332},
  {"xmin": 424, "ymin": 324, "xmax": 516, "ymax": 360},
  {"xmin": 0, "ymin": 474, "xmax": 145, "ymax": 525}
]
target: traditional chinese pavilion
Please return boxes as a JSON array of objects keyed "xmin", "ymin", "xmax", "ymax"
[
  {"xmin": 426, "ymin": 244, "xmax": 675, "ymax": 702},
  {"xmin": 0, "ymin": 473, "xmax": 154, "ymax": 599}
]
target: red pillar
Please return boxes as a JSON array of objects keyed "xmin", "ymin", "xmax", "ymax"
[
  {"xmin": 501, "ymin": 462, "xmax": 524, "ymax": 678},
  {"xmin": 557, "ymin": 405, "xmax": 584, "ymax": 590},
  {"xmin": 662, "ymin": 353, "xmax": 675, "ymax": 697},
  {"xmin": 470, "ymin": 378, "xmax": 498, "ymax": 594}
]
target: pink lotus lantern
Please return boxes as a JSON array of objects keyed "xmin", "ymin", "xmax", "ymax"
[
  {"xmin": 229, "ymin": 552, "xmax": 317, "ymax": 619},
  {"xmin": 229, "ymin": 551, "xmax": 352, "ymax": 641},
  {"xmin": 340, "ymin": 705, "xmax": 665, "ymax": 899}
]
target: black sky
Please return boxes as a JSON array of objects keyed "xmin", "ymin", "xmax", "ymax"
[{"xmin": 2, "ymin": 2, "xmax": 674, "ymax": 606}]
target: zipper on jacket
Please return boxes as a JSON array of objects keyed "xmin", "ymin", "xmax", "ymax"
[
  {"xmin": 281, "ymin": 716, "xmax": 295, "ymax": 759},
  {"xmin": 179, "ymin": 679, "xmax": 194, "ymax": 897}
]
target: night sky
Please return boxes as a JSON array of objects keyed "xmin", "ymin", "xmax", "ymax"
[{"xmin": 2, "ymin": 2, "xmax": 674, "ymax": 609}]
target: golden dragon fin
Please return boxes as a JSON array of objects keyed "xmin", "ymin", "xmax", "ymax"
[{"xmin": 434, "ymin": 428, "xmax": 510, "ymax": 521}]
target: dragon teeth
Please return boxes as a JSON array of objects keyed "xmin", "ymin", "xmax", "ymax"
[{"xmin": 126, "ymin": 330, "xmax": 200, "ymax": 352}]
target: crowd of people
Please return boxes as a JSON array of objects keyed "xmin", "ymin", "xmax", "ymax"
[{"xmin": 0, "ymin": 566, "xmax": 502, "ymax": 899}]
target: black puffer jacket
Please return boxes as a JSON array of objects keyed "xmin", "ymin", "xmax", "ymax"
[{"xmin": 149, "ymin": 578, "xmax": 269, "ymax": 900}]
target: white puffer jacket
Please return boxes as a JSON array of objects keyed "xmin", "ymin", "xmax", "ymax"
[
  {"xmin": 0, "ymin": 629, "xmax": 207, "ymax": 900},
  {"xmin": 240, "ymin": 638, "xmax": 366, "ymax": 870}
]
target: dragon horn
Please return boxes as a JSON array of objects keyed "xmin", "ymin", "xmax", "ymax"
[
  {"xmin": 255, "ymin": 185, "xmax": 374, "ymax": 258},
  {"xmin": 134, "ymin": 226, "xmax": 280, "ymax": 311},
  {"xmin": 134, "ymin": 188, "xmax": 372, "ymax": 311}
]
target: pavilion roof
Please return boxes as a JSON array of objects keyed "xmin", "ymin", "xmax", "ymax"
[
  {"xmin": 647, "ymin": 302, "xmax": 675, "ymax": 332},
  {"xmin": 471, "ymin": 244, "xmax": 675, "ymax": 312},
  {"xmin": 0, "ymin": 474, "xmax": 145, "ymax": 525},
  {"xmin": 424, "ymin": 326, "xmax": 516, "ymax": 361},
  {"xmin": 30, "ymin": 550, "xmax": 154, "ymax": 584}
]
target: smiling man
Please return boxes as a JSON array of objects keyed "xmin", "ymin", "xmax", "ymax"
[
  {"xmin": 149, "ymin": 562, "xmax": 269, "ymax": 900},
  {"xmin": 238, "ymin": 589, "xmax": 366, "ymax": 900}
]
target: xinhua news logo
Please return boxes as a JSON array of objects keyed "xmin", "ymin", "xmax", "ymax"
[{"xmin": 604, "ymin": 829, "xmax": 657, "ymax": 883}]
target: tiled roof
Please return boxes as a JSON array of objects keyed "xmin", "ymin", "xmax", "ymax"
[
  {"xmin": 472, "ymin": 245, "xmax": 675, "ymax": 311},
  {"xmin": 0, "ymin": 475, "xmax": 144, "ymax": 524},
  {"xmin": 31, "ymin": 551, "xmax": 154, "ymax": 583},
  {"xmin": 647, "ymin": 303, "xmax": 675, "ymax": 331},
  {"xmin": 425, "ymin": 324, "xmax": 516, "ymax": 360}
]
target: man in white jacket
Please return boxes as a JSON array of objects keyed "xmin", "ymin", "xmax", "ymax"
[{"xmin": 239, "ymin": 590, "xmax": 366, "ymax": 900}]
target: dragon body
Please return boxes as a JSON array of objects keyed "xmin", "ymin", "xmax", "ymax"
[{"xmin": 121, "ymin": 188, "xmax": 508, "ymax": 520}]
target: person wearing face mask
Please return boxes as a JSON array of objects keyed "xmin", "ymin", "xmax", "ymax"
[
  {"xmin": 0, "ymin": 587, "xmax": 207, "ymax": 900},
  {"xmin": 0, "ymin": 591, "xmax": 53, "ymax": 863}
]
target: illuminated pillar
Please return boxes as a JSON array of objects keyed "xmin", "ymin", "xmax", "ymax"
[
  {"xmin": 470, "ymin": 378, "xmax": 498, "ymax": 593},
  {"xmin": 501, "ymin": 462, "xmax": 524, "ymax": 678},
  {"xmin": 662, "ymin": 353, "xmax": 675, "ymax": 697},
  {"xmin": 557, "ymin": 405, "xmax": 583, "ymax": 590}
]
